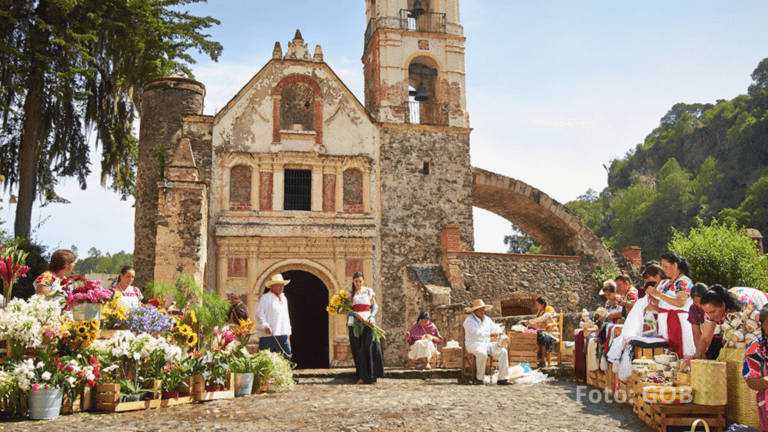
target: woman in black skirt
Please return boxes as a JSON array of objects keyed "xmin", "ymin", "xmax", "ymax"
[{"xmin": 345, "ymin": 272, "xmax": 384, "ymax": 384}]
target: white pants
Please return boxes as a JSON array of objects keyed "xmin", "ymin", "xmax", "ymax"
[
  {"xmin": 408, "ymin": 339, "xmax": 438, "ymax": 361},
  {"xmin": 467, "ymin": 341, "xmax": 509, "ymax": 381}
]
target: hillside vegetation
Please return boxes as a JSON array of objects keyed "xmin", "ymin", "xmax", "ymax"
[{"xmin": 566, "ymin": 58, "xmax": 768, "ymax": 261}]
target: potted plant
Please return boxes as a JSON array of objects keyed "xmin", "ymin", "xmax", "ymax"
[
  {"xmin": 228, "ymin": 348, "xmax": 263, "ymax": 397},
  {"xmin": 252, "ymin": 349, "xmax": 296, "ymax": 393},
  {"xmin": 61, "ymin": 276, "xmax": 114, "ymax": 324},
  {"xmin": 0, "ymin": 295, "xmax": 66, "ymax": 359},
  {"xmin": 200, "ymin": 350, "xmax": 229, "ymax": 392},
  {"xmin": 116, "ymin": 304, "xmax": 174, "ymax": 335},
  {"xmin": 160, "ymin": 362, "xmax": 190, "ymax": 399},
  {"xmin": 0, "ymin": 241, "xmax": 30, "ymax": 307},
  {"xmin": 99, "ymin": 293, "xmax": 128, "ymax": 332}
]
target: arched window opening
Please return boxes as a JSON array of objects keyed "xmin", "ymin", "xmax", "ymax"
[
  {"xmin": 229, "ymin": 165, "xmax": 252, "ymax": 211},
  {"xmin": 407, "ymin": 60, "xmax": 447, "ymax": 125},
  {"xmin": 280, "ymin": 81, "xmax": 316, "ymax": 132}
]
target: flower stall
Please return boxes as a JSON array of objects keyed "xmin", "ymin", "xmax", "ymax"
[{"xmin": 0, "ymin": 273, "xmax": 296, "ymax": 421}]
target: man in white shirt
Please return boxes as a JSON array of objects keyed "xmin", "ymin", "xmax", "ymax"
[
  {"xmin": 256, "ymin": 274, "xmax": 292, "ymax": 359},
  {"xmin": 463, "ymin": 299, "xmax": 511, "ymax": 385}
]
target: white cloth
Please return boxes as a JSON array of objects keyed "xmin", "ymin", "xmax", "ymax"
[
  {"xmin": 408, "ymin": 339, "xmax": 438, "ymax": 360},
  {"xmin": 730, "ymin": 287, "xmax": 768, "ymax": 309},
  {"xmin": 255, "ymin": 291, "xmax": 291, "ymax": 338},
  {"xmin": 463, "ymin": 314, "xmax": 509, "ymax": 381},
  {"xmin": 657, "ymin": 296, "xmax": 695, "ymax": 358},
  {"xmin": 347, "ymin": 287, "xmax": 375, "ymax": 326}
]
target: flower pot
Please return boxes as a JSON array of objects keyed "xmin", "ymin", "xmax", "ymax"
[
  {"xmin": 162, "ymin": 391, "xmax": 180, "ymax": 399},
  {"xmin": 72, "ymin": 302, "xmax": 102, "ymax": 324},
  {"xmin": 28, "ymin": 387, "xmax": 63, "ymax": 420},
  {"xmin": 119, "ymin": 394, "xmax": 142, "ymax": 403},
  {"xmin": 205, "ymin": 385, "xmax": 224, "ymax": 392},
  {"xmin": 234, "ymin": 373, "xmax": 254, "ymax": 397}
]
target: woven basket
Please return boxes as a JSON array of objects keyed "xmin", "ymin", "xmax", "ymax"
[
  {"xmin": 718, "ymin": 347, "xmax": 760, "ymax": 428},
  {"xmin": 691, "ymin": 360, "xmax": 727, "ymax": 405}
]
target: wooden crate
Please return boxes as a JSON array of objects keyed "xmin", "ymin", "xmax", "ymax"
[
  {"xmin": 408, "ymin": 354, "xmax": 438, "ymax": 369},
  {"xmin": 651, "ymin": 403, "xmax": 725, "ymax": 432},
  {"xmin": 633, "ymin": 346, "xmax": 666, "ymax": 360},
  {"xmin": 95, "ymin": 383, "xmax": 162, "ymax": 413},
  {"xmin": 586, "ymin": 370, "xmax": 598, "ymax": 387},
  {"xmin": 441, "ymin": 347, "xmax": 462, "ymax": 369},
  {"xmin": 193, "ymin": 373, "xmax": 235, "ymax": 402},
  {"xmin": 508, "ymin": 332, "xmax": 538, "ymax": 365},
  {"xmin": 157, "ymin": 396, "xmax": 195, "ymax": 408},
  {"xmin": 595, "ymin": 369, "xmax": 607, "ymax": 389}
]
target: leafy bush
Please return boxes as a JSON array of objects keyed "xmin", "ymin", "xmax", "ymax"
[
  {"xmin": 670, "ymin": 219, "xmax": 768, "ymax": 290},
  {"xmin": 590, "ymin": 264, "xmax": 621, "ymax": 290}
]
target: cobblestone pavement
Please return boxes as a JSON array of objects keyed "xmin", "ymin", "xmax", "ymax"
[{"xmin": 4, "ymin": 376, "xmax": 651, "ymax": 432}]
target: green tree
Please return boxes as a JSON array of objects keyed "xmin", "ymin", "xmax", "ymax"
[
  {"xmin": 748, "ymin": 57, "xmax": 768, "ymax": 97},
  {"xmin": 0, "ymin": 0, "xmax": 222, "ymax": 238},
  {"xmin": 670, "ymin": 219, "xmax": 768, "ymax": 290},
  {"xmin": 503, "ymin": 224, "xmax": 540, "ymax": 254}
]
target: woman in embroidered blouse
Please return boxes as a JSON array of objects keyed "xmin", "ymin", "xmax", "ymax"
[
  {"xmin": 34, "ymin": 249, "xmax": 77, "ymax": 298},
  {"xmin": 524, "ymin": 297, "xmax": 560, "ymax": 368},
  {"xmin": 111, "ymin": 266, "xmax": 143, "ymax": 310},
  {"xmin": 645, "ymin": 252, "xmax": 695, "ymax": 358},
  {"xmin": 696, "ymin": 285, "xmax": 767, "ymax": 361},
  {"xmin": 602, "ymin": 280, "xmax": 623, "ymax": 323},
  {"xmin": 406, "ymin": 311, "xmax": 442, "ymax": 369},
  {"xmin": 344, "ymin": 272, "xmax": 384, "ymax": 384},
  {"xmin": 743, "ymin": 304, "xmax": 768, "ymax": 431}
]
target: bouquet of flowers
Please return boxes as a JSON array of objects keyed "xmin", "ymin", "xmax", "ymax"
[
  {"xmin": 0, "ymin": 242, "xmax": 30, "ymax": 303},
  {"xmin": 235, "ymin": 318, "xmax": 256, "ymax": 346},
  {"xmin": 117, "ymin": 304, "xmax": 175, "ymax": 334},
  {"xmin": 326, "ymin": 290, "xmax": 386, "ymax": 343},
  {"xmin": 100, "ymin": 292, "xmax": 128, "ymax": 329},
  {"xmin": 59, "ymin": 319, "xmax": 100, "ymax": 353},
  {"xmin": 160, "ymin": 362, "xmax": 191, "ymax": 395},
  {"xmin": 61, "ymin": 276, "xmax": 114, "ymax": 308},
  {"xmin": 169, "ymin": 309, "xmax": 199, "ymax": 349},
  {"xmin": 0, "ymin": 296, "xmax": 66, "ymax": 358},
  {"xmin": 252, "ymin": 349, "xmax": 295, "ymax": 392},
  {"xmin": 212, "ymin": 326, "xmax": 238, "ymax": 354}
]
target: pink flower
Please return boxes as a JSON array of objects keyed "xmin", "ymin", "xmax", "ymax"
[
  {"xmin": 65, "ymin": 366, "xmax": 74, "ymax": 373},
  {"xmin": 32, "ymin": 383, "xmax": 40, "ymax": 391}
]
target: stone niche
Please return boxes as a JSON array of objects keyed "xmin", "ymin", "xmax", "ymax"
[{"xmin": 499, "ymin": 292, "xmax": 538, "ymax": 317}]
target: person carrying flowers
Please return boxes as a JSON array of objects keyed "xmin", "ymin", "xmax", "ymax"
[{"xmin": 344, "ymin": 271, "xmax": 384, "ymax": 385}]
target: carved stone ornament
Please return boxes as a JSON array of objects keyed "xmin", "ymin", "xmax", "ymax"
[{"xmin": 284, "ymin": 29, "xmax": 312, "ymax": 61}]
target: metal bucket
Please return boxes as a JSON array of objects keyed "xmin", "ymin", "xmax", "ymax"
[
  {"xmin": 28, "ymin": 387, "xmax": 63, "ymax": 420},
  {"xmin": 72, "ymin": 302, "xmax": 101, "ymax": 324},
  {"xmin": 234, "ymin": 373, "xmax": 254, "ymax": 397}
]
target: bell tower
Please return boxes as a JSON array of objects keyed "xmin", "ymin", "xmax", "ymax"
[
  {"xmin": 363, "ymin": 0, "xmax": 469, "ymax": 127},
  {"xmin": 363, "ymin": 0, "xmax": 474, "ymax": 366}
]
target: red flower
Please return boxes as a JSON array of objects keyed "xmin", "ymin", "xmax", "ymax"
[
  {"xmin": 65, "ymin": 366, "xmax": 74, "ymax": 373},
  {"xmin": 55, "ymin": 361, "xmax": 63, "ymax": 369},
  {"xmin": 89, "ymin": 356, "xmax": 97, "ymax": 364},
  {"xmin": 86, "ymin": 380, "xmax": 95, "ymax": 387}
]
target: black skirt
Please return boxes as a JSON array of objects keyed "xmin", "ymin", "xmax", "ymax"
[
  {"xmin": 348, "ymin": 325, "xmax": 384, "ymax": 383},
  {"xmin": 537, "ymin": 330, "xmax": 556, "ymax": 352}
]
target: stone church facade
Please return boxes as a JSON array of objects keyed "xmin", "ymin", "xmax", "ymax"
[{"xmin": 134, "ymin": 0, "xmax": 617, "ymax": 368}]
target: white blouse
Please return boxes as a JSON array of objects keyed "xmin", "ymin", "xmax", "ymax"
[{"xmin": 347, "ymin": 287, "xmax": 374, "ymax": 326}]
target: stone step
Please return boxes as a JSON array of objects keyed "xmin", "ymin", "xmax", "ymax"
[{"xmin": 293, "ymin": 364, "xmax": 573, "ymax": 380}]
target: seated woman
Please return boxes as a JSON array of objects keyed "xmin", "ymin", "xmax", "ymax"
[
  {"xmin": 523, "ymin": 297, "xmax": 560, "ymax": 368},
  {"xmin": 645, "ymin": 252, "xmax": 695, "ymax": 358},
  {"xmin": 406, "ymin": 311, "xmax": 442, "ymax": 369},
  {"xmin": 34, "ymin": 249, "xmax": 77, "ymax": 300},
  {"xmin": 110, "ymin": 266, "xmax": 143, "ymax": 310},
  {"xmin": 743, "ymin": 304, "xmax": 768, "ymax": 431},
  {"xmin": 697, "ymin": 285, "xmax": 765, "ymax": 360},
  {"xmin": 602, "ymin": 280, "xmax": 624, "ymax": 324}
]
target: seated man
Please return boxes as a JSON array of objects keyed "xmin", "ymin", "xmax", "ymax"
[
  {"xmin": 406, "ymin": 311, "xmax": 442, "ymax": 369},
  {"xmin": 228, "ymin": 293, "xmax": 249, "ymax": 324},
  {"xmin": 463, "ymin": 299, "xmax": 511, "ymax": 385}
]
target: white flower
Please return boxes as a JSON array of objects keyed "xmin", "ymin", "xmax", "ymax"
[
  {"xmin": 68, "ymin": 377, "xmax": 76, "ymax": 386},
  {"xmin": 26, "ymin": 372, "xmax": 34, "ymax": 379},
  {"xmin": 41, "ymin": 372, "xmax": 52, "ymax": 381},
  {"xmin": 36, "ymin": 361, "xmax": 44, "ymax": 369}
]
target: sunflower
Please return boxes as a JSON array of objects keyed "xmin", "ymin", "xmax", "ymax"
[
  {"xmin": 188, "ymin": 309, "xmax": 197, "ymax": 324},
  {"xmin": 170, "ymin": 316, "xmax": 180, "ymax": 331},
  {"xmin": 178, "ymin": 324, "xmax": 193, "ymax": 337},
  {"xmin": 76, "ymin": 323, "xmax": 89, "ymax": 336},
  {"xmin": 326, "ymin": 305, "xmax": 337, "ymax": 316},
  {"xmin": 186, "ymin": 333, "xmax": 198, "ymax": 347},
  {"xmin": 158, "ymin": 308, "xmax": 168, "ymax": 316},
  {"xmin": 339, "ymin": 290, "xmax": 350, "ymax": 299},
  {"xmin": 330, "ymin": 295, "xmax": 341, "ymax": 308},
  {"xmin": 90, "ymin": 318, "xmax": 99, "ymax": 329}
]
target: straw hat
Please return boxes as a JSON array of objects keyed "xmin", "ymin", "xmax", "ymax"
[
  {"xmin": 465, "ymin": 299, "xmax": 493, "ymax": 313},
  {"xmin": 265, "ymin": 274, "xmax": 290, "ymax": 287}
]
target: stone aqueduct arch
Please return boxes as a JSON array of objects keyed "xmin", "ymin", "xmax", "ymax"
[{"xmin": 472, "ymin": 167, "xmax": 614, "ymax": 266}]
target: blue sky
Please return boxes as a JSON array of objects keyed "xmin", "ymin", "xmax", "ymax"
[{"xmin": 2, "ymin": 0, "xmax": 767, "ymax": 257}]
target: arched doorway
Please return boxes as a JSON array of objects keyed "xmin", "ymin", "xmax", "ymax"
[{"xmin": 282, "ymin": 270, "xmax": 329, "ymax": 369}]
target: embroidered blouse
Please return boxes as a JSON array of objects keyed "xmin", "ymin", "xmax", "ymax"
[
  {"xmin": 704, "ymin": 287, "xmax": 765, "ymax": 323},
  {"xmin": 743, "ymin": 337, "xmax": 768, "ymax": 380},
  {"xmin": 535, "ymin": 305, "xmax": 561, "ymax": 339},
  {"xmin": 347, "ymin": 287, "xmax": 375, "ymax": 326},
  {"xmin": 407, "ymin": 321, "xmax": 442, "ymax": 347},
  {"xmin": 112, "ymin": 285, "xmax": 143, "ymax": 310}
]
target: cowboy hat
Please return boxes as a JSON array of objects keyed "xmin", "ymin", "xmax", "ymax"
[
  {"xmin": 265, "ymin": 274, "xmax": 290, "ymax": 287},
  {"xmin": 465, "ymin": 299, "xmax": 493, "ymax": 313}
]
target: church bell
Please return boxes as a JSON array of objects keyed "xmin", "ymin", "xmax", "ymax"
[
  {"xmin": 412, "ymin": 0, "xmax": 426, "ymax": 16},
  {"xmin": 414, "ymin": 82, "xmax": 429, "ymax": 102}
]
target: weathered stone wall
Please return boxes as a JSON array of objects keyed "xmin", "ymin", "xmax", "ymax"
[
  {"xmin": 379, "ymin": 125, "xmax": 473, "ymax": 366},
  {"xmin": 448, "ymin": 252, "xmax": 602, "ymax": 314},
  {"xmin": 135, "ymin": 78, "xmax": 205, "ymax": 289}
]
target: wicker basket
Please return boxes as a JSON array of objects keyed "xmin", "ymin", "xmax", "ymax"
[
  {"xmin": 691, "ymin": 360, "xmax": 727, "ymax": 406},
  {"xmin": 718, "ymin": 347, "xmax": 760, "ymax": 428}
]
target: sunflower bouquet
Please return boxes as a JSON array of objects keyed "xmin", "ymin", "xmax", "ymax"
[
  {"xmin": 100, "ymin": 292, "xmax": 128, "ymax": 329},
  {"xmin": 60, "ymin": 318, "xmax": 100, "ymax": 352},
  {"xmin": 170, "ymin": 309, "xmax": 199, "ymax": 349},
  {"xmin": 326, "ymin": 290, "xmax": 386, "ymax": 343}
]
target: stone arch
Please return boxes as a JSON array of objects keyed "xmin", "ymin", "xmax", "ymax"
[
  {"xmin": 471, "ymin": 167, "xmax": 613, "ymax": 266},
  {"xmin": 251, "ymin": 259, "xmax": 341, "ymax": 368}
]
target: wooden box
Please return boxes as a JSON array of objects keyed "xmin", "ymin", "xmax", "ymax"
[
  {"xmin": 95, "ymin": 383, "xmax": 161, "ymax": 413},
  {"xmin": 651, "ymin": 403, "xmax": 725, "ymax": 432},
  {"xmin": 441, "ymin": 347, "xmax": 463, "ymax": 369},
  {"xmin": 193, "ymin": 373, "xmax": 235, "ymax": 401},
  {"xmin": 508, "ymin": 332, "xmax": 538, "ymax": 365},
  {"xmin": 595, "ymin": 369, "xmax": 607, "ymax": 389},
  {"xmin": 587, "ymin": 370, "xmax": 598, "ymax": 387},
  {"xmin": 408, "ymin": 354, "xmax": 438, "ymax": 369},
  {"xmin": 633, "ymin": 346, "xmax": 666, "ymax": 360}
]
